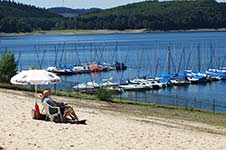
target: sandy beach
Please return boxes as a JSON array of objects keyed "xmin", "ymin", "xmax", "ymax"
[
  {"xmin": 1, "ymin": 88, "xmax": 226, "ymax": 150},
  {"xmin": 1, "ymin": 28, "xmax": 226, "ymax": 37}
]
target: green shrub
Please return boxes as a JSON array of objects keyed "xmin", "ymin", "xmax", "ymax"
[
  {"xmin": 96, "ymin": 87, "xmax": 112, "ymax": 101},
  {"xmin": 0, "ymin": 51, "xmax": 17, "ymax": 83}
]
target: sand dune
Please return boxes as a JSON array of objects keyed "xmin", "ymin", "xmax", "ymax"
[{"xmin": 1, "ymin": 88, "xmax": 226, "ymax": 150}]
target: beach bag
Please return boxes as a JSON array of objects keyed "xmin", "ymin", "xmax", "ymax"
[{"xmin": 32, "ymin": 102, "xmax": 40, "ymax": 119}]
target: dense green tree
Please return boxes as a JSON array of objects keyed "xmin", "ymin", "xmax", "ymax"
[
  {"xmin": 0, "ymin": 51, "xmax": 17, "ymax": 83},
  {"xmin": 1, "ymin": 0, "xmax": 226, "ymax": 32},
  {"xmin": 0, "ymin": 0, "xmax": 62, "ymax": 33},
  {"xmin": 58, "ymin": 0, "xmax": 226, "ymax": 31}
]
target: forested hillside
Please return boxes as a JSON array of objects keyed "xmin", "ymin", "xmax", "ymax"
[
  {"xmin": 1, "ymin": 0, "xmax": 226, "ymax": 33},
  {"xmin": 0, "ymin": 0, "xmax": 61, "ymax": 33},
  {"xmin": 57, "ymin": 0, "xmax": 226, "ymax": 31}
]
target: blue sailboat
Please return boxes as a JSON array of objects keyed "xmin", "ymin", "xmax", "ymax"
[
  {"xmin": 206, "ymin": 69, "xmax": 226, "ymax": 80},
  {"xmin": 170, "ymin": 72, "xmax": 190, "ymax": 85},
  {"xmin": 185, "ymin": 70, "xmax": 207, "ymax": 84}
]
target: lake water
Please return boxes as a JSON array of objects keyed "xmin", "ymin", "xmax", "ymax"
[{"xmin": 1, "ymin": 31, "xmax": 226, "ymax": 112}]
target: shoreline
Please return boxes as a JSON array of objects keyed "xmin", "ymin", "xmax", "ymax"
[
  {"xmin": 1, "ymin": 88, "xmax": 226, "ymax": 149},
  {"xmin": 1, "ymin": 82, "xmax": 226, "ymax": 128},
  {"xmin": 0, "ymin": 28, "xmax": 226, "ymax": 36},
  {"xmin": 1, "ymin": 87, "xmax": 226, "ymax": 127}
]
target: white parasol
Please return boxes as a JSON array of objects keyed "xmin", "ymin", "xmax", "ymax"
[{"xmin": 10, "ymin": 69, "xmax": 61, "ymax": 102}]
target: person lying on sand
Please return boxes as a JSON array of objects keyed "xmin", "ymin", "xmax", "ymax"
[{"xmin": 40, "ymin": 89, "xmax": 79, "ymax": 121}]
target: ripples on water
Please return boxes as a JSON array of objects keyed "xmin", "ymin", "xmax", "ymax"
[{"xmin": 1, "ymin": 31, "xmax": 226, "ymax": 112}]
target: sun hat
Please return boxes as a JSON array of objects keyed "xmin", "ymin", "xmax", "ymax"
[
  {"xmin": 43, "ymin": 90, "xmax": 49, "ymax": 95},
  {"xmin": 37, "ymin": 89, "xmax": 50, "ymax": 99}
]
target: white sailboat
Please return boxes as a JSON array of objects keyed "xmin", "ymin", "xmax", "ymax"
[{"xmin": 73, "ymin": 81, "xmax": 100, "ymax": 91}]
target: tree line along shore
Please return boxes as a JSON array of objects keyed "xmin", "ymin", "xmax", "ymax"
[{"xmin": 1, "ymin": 0, "xmax": 226, "ymax": 33}]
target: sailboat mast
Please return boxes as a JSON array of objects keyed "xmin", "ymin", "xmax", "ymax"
[
  {"xmin": 64, "ymin": 46, "xmax": 66, "ymax": 66},
  {"xmin": 168, "ymin": 46, "xmax": 171, "ymax": 75},
  {"xmin": 183, "ymin": 48, "xmax": 185, "ymax": 71},
  {"xmin": 197, "ymin": 44, "xmax": 201, "ymax": 72},
  {"xmin": 221, "ymin": 53, "xmax": 226, "ymax": 69}
]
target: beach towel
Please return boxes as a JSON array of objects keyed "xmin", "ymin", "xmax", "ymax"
[{"xmin": 63, "ymin": 119, "xmax": 87, "ymax": 125}]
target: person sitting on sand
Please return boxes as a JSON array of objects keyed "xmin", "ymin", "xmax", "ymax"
[{"xmin": 40, "ymin": 89, "xmax": 79, "ymax": 121}]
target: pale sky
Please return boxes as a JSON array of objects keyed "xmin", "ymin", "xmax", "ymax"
[
  {"xmin": 12, "ymin": 0, "xmax": 145, "ymax": 9},
  {"xmin": 12, "ymin": 0, "xmax": 226, "ymax": 9}
]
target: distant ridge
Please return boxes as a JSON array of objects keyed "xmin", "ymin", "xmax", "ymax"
[{"xmin": 48, "ymin": 7, "xmax": 102, "ymax": 17}]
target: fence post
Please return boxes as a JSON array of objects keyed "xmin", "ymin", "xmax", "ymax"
[
  {"xmin": 54, "ymin": 84, "xmax": 56, "ymax": 94},
  {"xmin": 185, "ymin": 98, "xmax": 188, "ymax": 110},
  {"xmin": 156, "ymin": 92, "xmax": 159, "ymax": 106},
  {"xmin": 213, "ymin": 99, "xmax": 215, "ymax": 113},
  {"xmin": 135, "ymin": 92, "xmax": 138, "ymax": 104},
  {"xmin": 144, "ymin": 92, "xmax": 147, "ymax": 103},
  {"xmin": 120, "ymin": 93, "xmax": 122, "ymax": 103},
  {"xmin": 225, "ymin": 103, "xmax": 226, "ymax": 113},
  {"xmin": 158, "ymin": 93, "xmax": 161, "ymax": 105},
  {"xmin": 76, "ymin": 82, "xmax": 79, "ymax": 96},
  {"xmin": 194, "ymin": 97, "xmax": 197, "ymax": 111}
]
